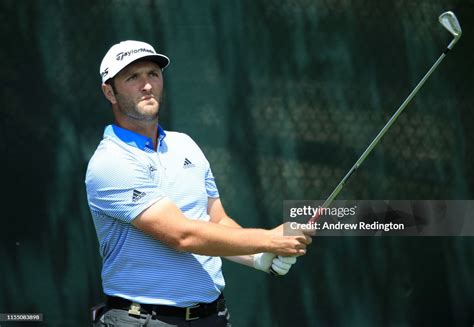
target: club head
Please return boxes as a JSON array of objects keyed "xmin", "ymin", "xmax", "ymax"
[{"xmin": 439, "ymin": 11, "xmax": 462, "ymax": 48}]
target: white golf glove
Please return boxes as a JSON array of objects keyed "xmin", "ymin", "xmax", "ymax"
[
  {"xmin": 270, "ymin": 256, "xmax": 297, "ymax": 275},
  {"xmin": 253, "ymin": 252, "xmax": 275, "ymax": 272},
  {"xmin": 253, "ymin": 253, "xmax": 297, "ymax": 276}
]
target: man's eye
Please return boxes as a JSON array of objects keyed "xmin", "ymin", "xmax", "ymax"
[
  {"xmin": 150, "ymin": 72, "xmax": 159, "ymax": 77},
  {"xmin": 127, "ymin": 74, "xmax": 137, "ymax": 81}
]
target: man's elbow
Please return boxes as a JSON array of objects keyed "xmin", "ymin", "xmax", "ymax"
[{"xmin": 167, "ymin": 228, "xmax": 198, "ymax": 253}]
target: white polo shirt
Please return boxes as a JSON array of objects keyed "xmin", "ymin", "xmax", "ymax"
[{"xmin": 85, "ymin": 124, "xmax": 224, "ymax": 306}]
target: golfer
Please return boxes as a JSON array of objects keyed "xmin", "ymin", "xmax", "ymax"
[{"xmin": 85, "ymin": 40, "xmax": 312, "ymax": 326}]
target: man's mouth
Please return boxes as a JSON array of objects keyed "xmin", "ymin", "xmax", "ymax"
[{"xmin": 141, "ymin": 95, "xmax": 155, "ymax": 101}]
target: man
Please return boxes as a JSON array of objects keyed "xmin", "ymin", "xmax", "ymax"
[{"xmin": 86, "ymin": 40, "xmax": 312, "ymax": 326}]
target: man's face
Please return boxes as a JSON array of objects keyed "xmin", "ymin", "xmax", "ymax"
[{"xmin": 110, "ymin": 60, "xmax": 164, "ymax": 121}]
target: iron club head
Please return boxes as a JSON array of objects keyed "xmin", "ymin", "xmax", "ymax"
[{"xmin": 439, "ymin": 11, "xmax": 462, "ymax": 49}]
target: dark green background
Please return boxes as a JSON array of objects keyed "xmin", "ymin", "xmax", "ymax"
[{"xmin": 1, "ymin": 0, "xmax": 473, "ymax": 326}]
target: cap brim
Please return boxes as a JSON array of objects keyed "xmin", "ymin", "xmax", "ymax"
[{"xmin": 140, "ymin": 54, "xmax": 170, "ymax": 70}]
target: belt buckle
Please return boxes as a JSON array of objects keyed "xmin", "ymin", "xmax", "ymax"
[
  {"xmin": 128, "ymin": 302, "xmax": 141, "ymax": 317},
  {"xmin": 185, "ymin": 304, "xmax": 200, "ymax": 321}
]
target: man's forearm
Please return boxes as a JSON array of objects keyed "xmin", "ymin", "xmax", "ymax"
[
  {"xmin": 216, "ymin": 215, "xmax": 257, "ymax": 266},
  {"xmin": 213, "ymin": 215, "xmax": 242, "ymax": 229},
  {"xmin": 177, "ymin": 220, "xmax": 272, "ymax": 256},
  {"xmin": 223, "ymin": 255, "xmax": 255, "ymax": 268}
]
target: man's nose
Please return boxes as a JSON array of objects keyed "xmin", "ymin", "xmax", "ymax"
[{"xmin": 142, "ymin": 82, "xmax": 153, "ymax": 92}]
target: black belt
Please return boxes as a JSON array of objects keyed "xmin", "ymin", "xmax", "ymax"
[{"xmin": 106, "ymin": 294, "xmax": 224, "ymax": 321}]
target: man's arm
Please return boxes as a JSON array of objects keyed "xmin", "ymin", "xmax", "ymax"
[
  {"xmin": 207, "ymin": 198, "xmax": 299, "ymax": 275},
  {"xmin": 207, "ymin": 197, "xmax": 242, "ymax": 227},
  {"xmin": 132, "ymin": 197, "xmax": 311, "ymax": 257},
  {"xmin": 208, "ymin": 197, "xmax": 260, "ymax": 267}
]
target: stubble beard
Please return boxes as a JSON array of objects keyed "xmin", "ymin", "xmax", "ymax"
[{"xmin": 115, "ymin": 92, "xmax": 161, "ymax": 122}]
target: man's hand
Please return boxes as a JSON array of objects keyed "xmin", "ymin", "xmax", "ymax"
[
  {"xmin": 266, "ymin": 222, "xmax": 313, "ymax": 256},
  {"xmin": 270, "ymin": 256, "xmax": 297, "ymax": 275},
  {"xmin": 253, "ymin": 253, "xmax": 297, "ymax": 275}
]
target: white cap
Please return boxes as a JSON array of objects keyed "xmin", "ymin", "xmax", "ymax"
[{"xmin": 99, "ymin": 40, "xmax": 170, "ymax": 83}]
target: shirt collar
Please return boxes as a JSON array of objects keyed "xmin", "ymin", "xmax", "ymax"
[{"xmin": 104, "ymin": 124, "xmax": 166, "ymax": 151}]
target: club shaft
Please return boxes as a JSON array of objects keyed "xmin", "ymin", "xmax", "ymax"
[
  {"xmin": 321, "ymin": 50, "xmax": 448, "ymax": 210},
  {"xmin": 273, "ymin": 44, "xmax": 453, "ymax": 276}
]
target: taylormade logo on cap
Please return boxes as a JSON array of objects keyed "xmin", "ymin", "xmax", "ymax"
[
  {"xmin": 100, "ymin": 40, "xmax": 170, "ymax": 83},
  {"xmin": 115, "ymin": 48, "xmax": 155, "ymax": 61}
]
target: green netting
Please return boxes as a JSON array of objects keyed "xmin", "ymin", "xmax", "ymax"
[{"xmin": 1, "ymin": 0, "xmax": 474, "ymax": 326}]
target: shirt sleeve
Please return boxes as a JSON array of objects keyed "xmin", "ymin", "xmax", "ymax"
[
  {"xmin": 182, "ymin": 133, "xmax": 220, "ymax": 199},
  {"xmin": 205, "ymin": 166, "xmax": 220, "ymax": 198},
  {"xmin": 85, "ymin": 150, "xmax": 166, "ymax": 224}
]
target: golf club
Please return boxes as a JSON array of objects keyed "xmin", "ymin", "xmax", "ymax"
[
  {"xmin": 270, "ymin": 11, "xmax": 462, "ymax": 276},
  {"xmin": 308, "ymin": 11, "xmax": 462, "ymax": 222}
]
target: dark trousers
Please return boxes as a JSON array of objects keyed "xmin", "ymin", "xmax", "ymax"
[{"xmin": 92, "ymin": 306, "xmax": 231, "ymax": 327}]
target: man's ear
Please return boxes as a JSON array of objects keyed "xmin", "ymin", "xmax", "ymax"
[{"xmin": 101, "ymin": 83, "xmax": 117, "ymax": 104}]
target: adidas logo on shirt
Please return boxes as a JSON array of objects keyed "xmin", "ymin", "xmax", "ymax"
[
  {"xmin": 132, "ymin": 189, "xmax": 146, "ymax": 202},
  {"xmin": 183, "ymin": 158, "xmax": 195, "ymax": 169}
]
